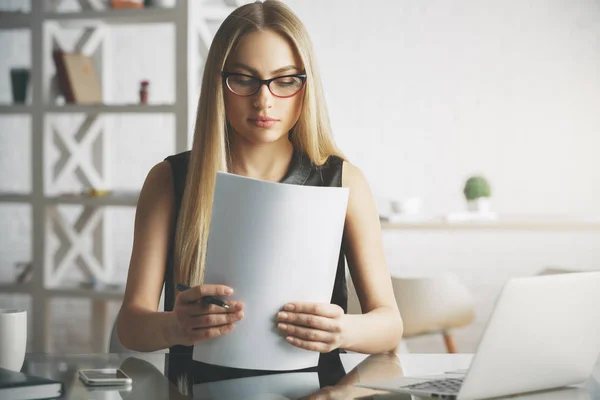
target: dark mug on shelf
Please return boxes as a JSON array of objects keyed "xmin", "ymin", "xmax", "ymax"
[{"xmin": 10, "ymin": 67, "xmax": 30, "ymax": 104}]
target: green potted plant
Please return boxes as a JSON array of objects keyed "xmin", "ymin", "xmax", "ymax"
[{"xmin": 463, "ymin": 175, "xmax": 491, "ymax": 213}]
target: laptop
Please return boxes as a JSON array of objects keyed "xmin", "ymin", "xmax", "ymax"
[{"xmin": 359, "ymin": 271, "xmax": 600, "ymax": 400}]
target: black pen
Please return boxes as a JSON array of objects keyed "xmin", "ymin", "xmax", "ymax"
[{"xmin": 176, "ymin": 283, "xmax": 230, "ymax": 309}]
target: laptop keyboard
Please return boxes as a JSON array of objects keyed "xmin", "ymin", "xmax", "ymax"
[{"xmin": 403, "ymin": 377, "xmax": 464, "ymax": 394}]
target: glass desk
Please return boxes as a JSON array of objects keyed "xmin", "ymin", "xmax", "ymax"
[{"xmin": 22, "ymin": 352, "xmax": 600, "ymax": 399}]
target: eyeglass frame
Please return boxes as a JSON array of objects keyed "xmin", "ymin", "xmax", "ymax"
[{"xmin": 221, "ymin": 72, "xmax": 307, "ymax": 98}]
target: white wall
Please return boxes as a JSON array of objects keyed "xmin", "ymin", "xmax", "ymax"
[
  {"xmin": 285, "ymin": 0, "xmax": 600, "ymax": 352},
  {"xmin": 1, "ymin": 0, "xmax": 600, "ymax": 353},
  {"xmin": 289, "ymin": 0, "xmax": 600, "ymax": 215}
]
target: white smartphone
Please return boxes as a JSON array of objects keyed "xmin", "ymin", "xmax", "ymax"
[{"xmin": 78, "ymin": 368, "xmax": 133, "ymax": 386}]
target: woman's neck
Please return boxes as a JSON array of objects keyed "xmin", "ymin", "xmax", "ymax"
[{"xmin": 229, "ymin": 136, "xmax": 295, "ymax": 182}]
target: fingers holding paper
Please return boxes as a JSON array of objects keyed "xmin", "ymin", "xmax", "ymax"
[
  {"xmin": 172, "ymin": 284, "xmax": 244, "ymax": 346},
  {"xmin": 277, "ymin": 302, "xmax": 346, "ymax": 353},
  {"xmin": 178, "ymin": 283, "xmax": 233, "ymax": 303}
]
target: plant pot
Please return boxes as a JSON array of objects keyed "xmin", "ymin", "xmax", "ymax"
[{"xmin": 467, "ymin": 197, "xmax": 491, "ymax": 213}]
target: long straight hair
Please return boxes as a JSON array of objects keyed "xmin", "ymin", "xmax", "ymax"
[{"xmin": 175, "ymin": 0, "xmax": 344, "ymax": 287}]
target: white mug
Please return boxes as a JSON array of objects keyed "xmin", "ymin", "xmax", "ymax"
[{"xmin": 0, "ymin": 309, "xmax": 27, "ymax": 371}]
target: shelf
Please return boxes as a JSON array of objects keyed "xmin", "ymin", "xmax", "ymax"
[
  {"xmin": 45, "ymin": 104, "xmax": 176, "ymax": 114},
  {"xmin": 46, "ymin": 192, "xmax": 139, "ymax": 207},
  {"xmin": 380, "ymin": 215, "xmax": 600, "ymax": 232},
  {"xmin": 0, "ymin": 104, "xmax": 32, "ymax": 115},
  {"xmin": 46, "ymin": 285, "xmax": 124, "ymax": 301},
  {"xmin": 0, "ymin": 12, "xmax": 30, "ymax": 30},
  {"xmin": 6, "ymin": 0, "xmax": 199, "ymax": 353},
  {"xmin": 0, "ymin": 283, "xmax": 125, "ymax": 301},
  {"xmin": 0, "ymin": 193, "xmax": 32, "ymax": 203},
  {"xmin": 44, "ymin": 7, "xmax": 176, "ymax": 26},
  {"xmin": 0, "ymin": 283, "xmax": 33, "ymax": 295}
]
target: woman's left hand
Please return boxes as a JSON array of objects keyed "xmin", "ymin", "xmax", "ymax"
[{"xmin": 276, "ymin": 302, "xmax": 347, "ymax": 353}]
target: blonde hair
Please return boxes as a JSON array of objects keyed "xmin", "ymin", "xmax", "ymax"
[{"xmin": 175, "ymin": 0, "xmax": 344, "ymax": 287}]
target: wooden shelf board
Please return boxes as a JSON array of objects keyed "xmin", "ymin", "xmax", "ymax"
[
  {"xmin": 0, "ymin": 193, "xmax": 32, "ymax": 203},
  {"xmin": 380, "ymin": 215, "xmax": 600, "ymax": 231},
  {"xmin": 44, "ymin": 7, "xmax": 176, "ymax": 25},
  {"xmin": 46, "ymin": 193, "xmax": 139, "ymax": 207},
  {"xmin": 0, "ymin": 104, "xmax": 32, "ymax": 114},
  {"xmin": 44, "ymin": 104, "xmax": 176, "ymax": 114},
  {"xmin": 0, "ymin": 12, "xmax": 30, "ymax": 30},
  {"xmin": 45, "ymin": 286, "xmax": 125, "ymax": 301},
  {"xmin": 0, "ymin": 283, "xmax": 33, "ymax": 295}
]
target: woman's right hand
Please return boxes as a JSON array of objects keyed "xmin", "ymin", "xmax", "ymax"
[{"xmin": 170, "ymin": 284, "xmax": 244, "ymax": 347}]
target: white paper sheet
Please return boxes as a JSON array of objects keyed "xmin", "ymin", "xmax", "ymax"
[
  {"xmin": 193, "ymin": 172, "xmax": 349, "ymax": 370},
  {"xmin": 193, "ymin": 372, "xmax": 320, "ymax": 400}
]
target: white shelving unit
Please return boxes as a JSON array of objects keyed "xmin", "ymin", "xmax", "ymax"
[{"xmin": 0, "ymin": 0, "xmax": 240, "ymax": 352}]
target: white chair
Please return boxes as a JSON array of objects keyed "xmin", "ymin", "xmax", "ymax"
[
  {"xmin": 347, "ymin": 271, "xmax": 475, "ymax": 353},
  {"xmin": 392, "ymin": 273, "xmax": 475, "ymax": 353}
]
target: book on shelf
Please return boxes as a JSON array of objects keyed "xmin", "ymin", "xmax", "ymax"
[
  {"xmin": 52, "ymin": 50, "xmax": 102, "ymax": 105},
  {"xmin": 0, "ymin": 367, "xmax": 64, "ymax": 400},
  {"xmin": 111, "ymin": 0, "xmax": 144, "ymax": 8}
]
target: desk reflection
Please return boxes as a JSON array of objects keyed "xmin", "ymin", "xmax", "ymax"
[
  {"xmin": 116, "ymin": 352, "xmax": 402, "ymax": 400},
  {"xmin": 20, "ymin": 352, "xmax": 598, "ymax": 399}
]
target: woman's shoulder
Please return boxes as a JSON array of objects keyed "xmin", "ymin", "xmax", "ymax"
[
  {"xmin": 339, "ymin": 160, "xmax": 368, "ymax": 191},
  {"xmin": 142, "ymin": 158, "xmax": 176, "ymax": 192},
  {"xmin": 136, "ymin": 160, "xmax": 174, "ymax": 214},
  {"xmin": 138, "ymin": 149, "xmax": 191, "ymax": 205}
]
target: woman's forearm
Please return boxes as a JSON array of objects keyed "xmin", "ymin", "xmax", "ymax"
[
  {"xmin": 117, "ymin": 306, "xmax": 179, "ymax": 352},
  {"xmin": 341, "ymin": 306, "xmax": 403, "ymax": 354}
]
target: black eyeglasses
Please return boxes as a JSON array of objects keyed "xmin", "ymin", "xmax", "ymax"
[{"xmin": 221, "ymin": 72, "xmax": 307, "ymax": 98}]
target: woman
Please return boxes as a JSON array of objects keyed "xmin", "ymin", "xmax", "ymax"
[{"xmin": 117, "ymin": 0, "xmax": 402, "ymax": 385}]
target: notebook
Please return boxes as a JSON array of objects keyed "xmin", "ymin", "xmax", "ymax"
[{"xmin": 0, "ymin": 367, "xmax": 64, "ymax": 400}]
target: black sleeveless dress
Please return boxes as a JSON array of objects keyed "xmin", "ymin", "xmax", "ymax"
[{"xmin": 162, "ymin": 149, "xmax": 348, "ymax": 388}]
